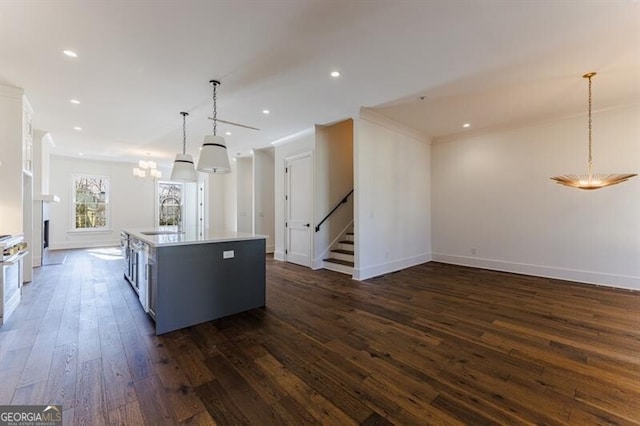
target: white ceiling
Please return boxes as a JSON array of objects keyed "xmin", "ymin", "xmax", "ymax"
[{"xmin": 1, "ymin": 1, "xmax": 638, "ymax": 166}]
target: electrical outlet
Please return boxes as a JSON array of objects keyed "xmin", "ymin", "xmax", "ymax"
[{"xmin": 223, "ymin": 250, "xmax": 234, "ymax": 259}]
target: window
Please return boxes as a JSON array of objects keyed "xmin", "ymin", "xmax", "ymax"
[
  {"xmin": 158, "ymin": 182, "xmax": 183, "ymax": 227},
  {"xmin": 73, "ymin": 175, "xmax": 109, "ymax": 230}
]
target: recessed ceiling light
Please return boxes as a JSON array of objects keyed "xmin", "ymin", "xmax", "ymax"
[
  {"xmin": 78, "ymin": 152, "xmax": 84, "ymax": 156},
  {"xmin": 330, "ymin": 71, "xmax": 340, "ymax": 78},
  {"xmin": 262, "ymin": 109, "xmax": 270, "ymax": 115},
  {"xmin": 70, "ymin": 99, "xmax": 80, "ymax": 104},
  {"xmin": 63, "ymin": 50, "xmax": 78, "ymax": 58},
  {"xmin": 225, "ymin": 131, "xmax": 232, "ymax": 136},
  {"xmin": 462, "ymin": 123, "xmax": 471, "ymax": 128},
  {"xmin": 73, "ymin": 126, "xmax": 82, "ymax": 131}
]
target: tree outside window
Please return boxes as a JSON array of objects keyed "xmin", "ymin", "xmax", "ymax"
[
  {"xmin": 158, "ymin": 182, "xmax": 182, "ymax": 226},
  {"xmin": 73, "ymin": 175, "xmax": 109, "ymax": 230}
]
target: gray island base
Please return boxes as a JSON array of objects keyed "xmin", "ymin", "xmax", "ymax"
[
  {"xmin": 123, "ymin": 229, "xmax": 266, "ymax": 335},
  {"xmin": 155, "ymin": 239, "xmax": 265, "ymax": 335}
]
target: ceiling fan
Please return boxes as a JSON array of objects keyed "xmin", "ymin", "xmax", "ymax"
[
  {"xmin": 206, "ymin": 80, "xmax": 261, "ymax": 131},
  {"xmin": 208, "ymin": 117, "xmax": 261, "ymax": 131}
]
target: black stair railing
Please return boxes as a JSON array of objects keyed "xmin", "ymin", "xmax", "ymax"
[{"xmin": 315, "ymin": 189, "xmax": 354, "ymax": 232}]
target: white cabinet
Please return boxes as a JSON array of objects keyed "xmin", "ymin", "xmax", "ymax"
[
  {"xmin": 22, "ymin": 99, "xmax": 33, "ymax": 173},
  {"xmin": 0, "ymin": 85, "xmax": 31, "ymax": 235},
  {"xmin": 0, "ymin": 235, "xmax": 26, "ymax": 326},
  {"xmin": 0, "ymin": 85, "xmax": 34, "ymax": 284}
]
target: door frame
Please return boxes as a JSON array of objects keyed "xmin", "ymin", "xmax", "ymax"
[{"xmin": 283, "ymin": 151, "xmax": 314, "ymax": 267}]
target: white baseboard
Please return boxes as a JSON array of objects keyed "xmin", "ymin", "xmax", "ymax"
[
  {"xmin": 33, "ymin": 256, "xmax": 42, "ymax": 267},
  {"xmin": 354, "ymin": 253, "xmax": 431, "ymax": 281},
  {"xmin": 322, "ymin": 261, "xmax": 353, "ymax": 275},
  {"xmin": 266, "ymin": 244, "xmax": 275, "ymax": 254},
  {"xmin": 432, "ymin": 253, "xmax": 640, "ymax": 291},
  {"xmin": 273, "ymin": 250, "xmax": 285, "ymax": 261},
  {"xmin": 49, "ymin": 239, "xmax": 120, "ymax": 250}
]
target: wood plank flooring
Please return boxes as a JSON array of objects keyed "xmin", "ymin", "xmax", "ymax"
[{"xmin": 1, "ymin": 247, "xmax": 639, "ymax": 425}]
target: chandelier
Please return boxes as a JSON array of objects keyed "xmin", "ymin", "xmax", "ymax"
[
  {"xmin": 133, "ymin": 156, "xmax": 162, "ymax": 180},
  {"xmin": 550, "ymin": 72, "xmax": 636, "ymax": 190}
]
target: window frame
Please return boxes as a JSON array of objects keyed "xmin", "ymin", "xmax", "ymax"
[
  {"xmin": 156, "ymin": 180, "xmax": 184, "ymax": 228},
  {"xmin": 70, "ymin": 174, "xmax": 111, "ymax": 232}
]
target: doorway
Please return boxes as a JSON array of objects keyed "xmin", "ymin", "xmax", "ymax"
[{"xmin": 284, "ymin": 152, "xmax": 312, "ymax": 267}]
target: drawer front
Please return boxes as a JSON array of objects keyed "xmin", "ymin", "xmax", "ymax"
[{"xmin": 3, "ymin": 261, "xmax": 21, "ymax": 303}]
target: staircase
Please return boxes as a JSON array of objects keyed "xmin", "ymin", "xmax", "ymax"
[{"xmin": 322, "ymin": 230, "xmax": 354, "ymax": 275}]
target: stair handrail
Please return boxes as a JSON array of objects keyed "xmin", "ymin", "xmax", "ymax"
[{"xmin": 315, "ymin": 189, "xmax": 354, "ymax": 232}]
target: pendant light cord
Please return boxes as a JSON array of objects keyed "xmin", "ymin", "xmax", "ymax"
[
  {"xmin": 212, "ymin": 82, "xmax": 218, "ymax": 136},
  {"xmin": 182, "ymin": 112, "xmax": 187, "ymax": 154},
  {"xmin": 587, "ymin": 74, "xmax": 593, "ymax": 175}
]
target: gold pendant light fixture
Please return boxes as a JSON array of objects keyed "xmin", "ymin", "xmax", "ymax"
[{"xmin": 550, "ymin": 72, "xmax": 636, "ymax": 190}]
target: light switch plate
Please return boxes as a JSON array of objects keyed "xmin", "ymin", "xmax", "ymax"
[{"xmin": 223, "ymin": 250, "xmax": 235, "ymax": 259}]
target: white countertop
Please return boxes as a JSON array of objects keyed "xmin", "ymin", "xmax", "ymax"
[{"xmin": 122, "ymin": 228, "xmax": 266, "ymax": 248}]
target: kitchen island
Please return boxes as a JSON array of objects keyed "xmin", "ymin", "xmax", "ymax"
[{"xmin": 122, "ymin": 229, "xmax": 266, "ymax": 335}]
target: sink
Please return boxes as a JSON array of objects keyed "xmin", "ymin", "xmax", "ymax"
[{"xmin": 140, "ymin": 230, "xmax": 181, "ymax": 236}]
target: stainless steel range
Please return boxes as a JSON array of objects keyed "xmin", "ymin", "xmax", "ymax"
[{"xmin": 0, "ymin": 235, "xmax": 28, "ymax": 326}]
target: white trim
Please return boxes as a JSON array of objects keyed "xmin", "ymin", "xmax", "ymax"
[
  {"xmin": 434, "ymin": 103, "xmax": 640, "ymax": 145},
  {"xmin": 353, "ymin": 253, "xmax": 432, "ymax": 281},
  {"xmin": 432, "ymin": 253, "xmax": 640, "ymax": 291},
  {"xmin": 273, "ymin": 250, "xmax": 285, "ymax": 261},
  {"xmin": 270, "ymin": 127, "xmax": 315, "ymax": 146},
  {"xmin": 71, "ymin": 174, "xmax": 111, "ymax": 231},
  {"xmin": 283, "ymin": 151, "xmax": 314, "ymax": 267},
  {"xmin": 156, "ymin": 181, "xmax": 184, "ymax": 227},
  {"xmin": 266, "ymin": 244, "xmax": 275, "ymax": 254},
  {"xmin": 359, "ymin": 107, "xmax": 431, "ymax": 143},
  {"xmin": 67, "ymin": 228, "xmax": 113, "ymax": 234},
  {"xmin": 50, "ymin": 240, "xmax": 120, "ymax": 250},
  {"xmin": 322, "ymin": 260, "xmax": 353, "ymax": 275},
  {"xmin": 0, "ymin": 84, "xmax": 24, "ymax": 99}
]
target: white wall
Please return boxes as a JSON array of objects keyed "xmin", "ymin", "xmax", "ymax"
[
  {"xmin": 314, "ymin": 120, "xmax": 354, "ymax": 267},
  {"xmin": 49, "ymin": 155, "xmax": 157, "ymax": 249},
  {"xmin": 273, "ymin": 128, "xmax": 315, "ymax": 260},
  {"xmin": 179, "ymin": 182, "xmax": 198, "ymax": 234},
  {"xmin": 206, "ymin": 161, "xmax": 237, "ymax": 234},
  {"xmin": 236, "ymin": 156, "xmax": 254, "ymax": 233},
  {"xmin": 431, "ymin": 105, "xmax": 640, "ymax": 290},
  {"xmin": 32, "ymin": 130, "xmax": 51, "ymax": 197},
  {"xmin": 354, "ymin": 109, "xmax": 432, "ymax": 280},
  {"xmin": 254, "ymin": 148, "xmax": 275, "ymax": 253}
]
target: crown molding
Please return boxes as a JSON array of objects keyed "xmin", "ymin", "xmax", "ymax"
[{"xmin": 359, "ymin": 107, "xmax": 431, "ymax": 144}]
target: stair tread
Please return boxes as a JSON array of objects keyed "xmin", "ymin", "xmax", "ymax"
[
  {"xmin": 339, "ymin": 240, "xmax": 354, "ymax": 245},
  {"xmin": 331, "ymin": 249, "xmax": 354, "ymax": 255},
  {"xmin": 323, "ymin": 258, "xmax": 354, "ymax": 267}
]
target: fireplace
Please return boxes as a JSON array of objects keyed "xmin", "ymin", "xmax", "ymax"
[{"xmin": 43, "ymin": 220, "xmax": 49, "ymax": 249}]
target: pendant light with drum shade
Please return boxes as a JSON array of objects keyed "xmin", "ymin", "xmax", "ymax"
[
  {"xmin": 197, "ymin": 80, "xmax": 231, "ymax": 174},
  {"xmin": 550, "ymin": 72, "xmax": 636, "ymax": 190},
  {"xmin": 170, "ymin": 112, "xmax": 198, "ymax": 182}
]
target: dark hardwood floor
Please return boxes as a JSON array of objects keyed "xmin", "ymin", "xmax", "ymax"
[{"xmin": 1, "ymin": 248, "xmax": 639, "ymax": 425}]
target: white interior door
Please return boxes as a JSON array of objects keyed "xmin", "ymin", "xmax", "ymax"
[{"xmin": 285, "ymin": 153, "xmax": 312, "ymax": 267}]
